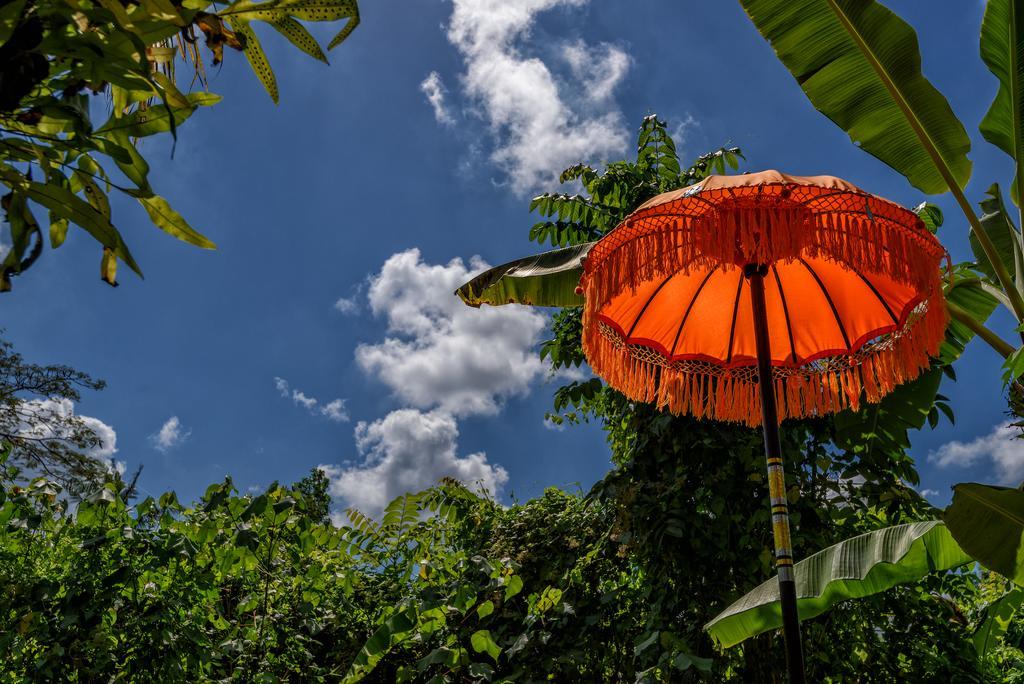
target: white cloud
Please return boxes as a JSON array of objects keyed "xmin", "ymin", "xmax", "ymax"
[
  {"xmin": 919, "ymin": 489, "xmax": 939, "ymax": 498},
  {"xmin": 421, "ymin": 71, "xmax": 454, "ymax": 125},
  {"xmin": 437, "ymin": 0, "xmax": 631, "ymax": 194},
  {"xmin": 670, "ymin": 113, "xmax": 699, "ymax": 150},
  {"xmin": 320, "ymin": 399, "xmax": 348, "ymax": 422},
  {"xmin": 292, "ymin": 391, "xmax": 318, "ymax": 411},
  {"xmin": 13, "ymin": 398, "xmax": 122, "ymax": 476},
  {"xmin": 274, "ymin": 377, "xmax": 349, "ymax": 423},
  {"xmin": 928, "ymin": 423, "xmax": 1024, "ymax": 485},
  {"xmin": 320, "ymin": 409, "xmax": 508, "ymax": 517},
  {"xmin": 334, "ymin": 295, "xmax": 360, "ymax": 315},
  {"xmin": 150, "ymin": 416, "xmax": 190, "ymax": 453},
  {"xmin": 355, "ymin": 248, "xmax": 548, "ymax": 416},
  {"xmin": 322, "ymin": 248, "xmax": 554, "ymax": 518},
  {"xmin": 561, "ymin": 39, "xmax": 630, "ymax": 101},
  {"xmin": 18, "ymin": 398, "xmax": 118, "ymax": 461}
]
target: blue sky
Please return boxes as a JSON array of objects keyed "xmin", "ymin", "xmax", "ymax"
[{"xmin": 4, "ymin": 0, "xmax": 1020, "ymax": 513}]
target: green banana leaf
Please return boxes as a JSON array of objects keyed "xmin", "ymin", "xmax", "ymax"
[
  {"xmin": 704, "ymin": 521, "xmax": 972, "ymax": 648},
  {"xmin": 943, "ymin": 264, "xmax": 1002, "ymax": 364},
  {"xmin": 455, "ymin": 242, "xmax": 593, "ymax": 308},
  {"xmin": 944, "ymin": 483, "xmax": 1024, "ymax": 585},
  {"xmin": 970, "ymin": 184, "xmax": 1024, "ymax": 298},
  {"xmin": 980, "ymin": 0, "xmax": 1024, "ymax": 206},
  {"xmin": 975, "ymin": 587, "xmax": 1024, "ymax": 658},
  {"xmin": 739, "ymin": 0, "xmax": 972, "ymax": 195}
]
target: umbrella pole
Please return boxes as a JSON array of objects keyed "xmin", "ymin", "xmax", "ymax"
[{"xmin": 745, "ymin": 264, "xmax": 806, "ymax": 684}]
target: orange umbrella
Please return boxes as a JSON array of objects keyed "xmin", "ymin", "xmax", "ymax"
[{"xmin": 578, "ymin": 170, "xmax": 946, "ymax": 682}]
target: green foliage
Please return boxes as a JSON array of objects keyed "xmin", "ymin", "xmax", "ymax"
[
  {"xmin": 294, "ymin": 467, "xmax": 332, "ymax": 524},
  {"xmin": 0, "ymin": 470, "xmax": 369, "ymax": 681},
  {"xmin": 0, "ymin": 468, "xmax": 723, "ymax": 682},
  {"xmin": 945, "ymin": 483, "xmax": 1024, "ymax": 585},
  {"xmin": 0, "ymin": 0, "xmax": 358, "ymax": 290},
  {"xmin": 976, "ymin": 586, "xmax": 1024, "ymax": 659}
]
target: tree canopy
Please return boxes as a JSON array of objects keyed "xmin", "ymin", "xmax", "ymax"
[{"xmin": 0, "ymin": 0, "xmax": 358, "ymax": 290}]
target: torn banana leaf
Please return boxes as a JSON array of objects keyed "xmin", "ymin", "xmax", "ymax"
[{"xmin": 455, "ymin": 242, "xmax": 593, "ymax": 308}]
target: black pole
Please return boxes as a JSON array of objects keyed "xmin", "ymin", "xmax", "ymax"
[{"xmin": 744, "ymin": 263, "xmax": 806, "ymax": 684}]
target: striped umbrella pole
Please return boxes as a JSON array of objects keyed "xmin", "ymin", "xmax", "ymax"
[{"xmin": 745, "ymin": 263, "xmax": 806, "ymax": 684}]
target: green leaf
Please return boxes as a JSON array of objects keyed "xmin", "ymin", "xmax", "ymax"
[
  {"xmin": 833, "ymin": 367, "xmax": 943, "ymax": 459},
  {"xmin": 0, "ymin": 192, "xmax": 42, "ymax": 290},
  {"xmin": 739, "ymin": 0, "xmax": 972, "ymax": 194},
  {"xmin": 972, "ymin": 184, "xmax": 1023, "ymax": 290},
  {"xmin": 913, "ymin": 202, "xmax": 943, "ymax": 233},
  {"xmin": 455, "ymin": 242, "xmax": 593, "ymax": 308},
  {"xmin": 343, "ymin": 605, "xmax": 417, "ymax": 683},
  {"xmin": 1004, "ymin": 345, "xmax": 1024, "ymax": 385},
  {"xmin": 102, "ymin": 130, "xmax": 151, "ymax": 191},
  {"xmin": 138, "ymin": 196, "xmax": 216, "ymax": 249},
  {"xmin": 95, "ymin": 93, "xmax": 221, "ymax": 137},
  {"xmin": 705, "ymin": 521, "xmax": 971, "ymax": 648},
  {"xmin": 0, "ymin": 169, "xmax": 143, "ymax": 277},
  {"xmin": 268, "ymin": 16, "xmax": 327, "ymax": 63},
  {"xmin": 943, "ymin": 266, "xmax": 1002, "ymax": 363},
  {"xmin": 944, "ymin": 483, "xmax": 1024, "ymax": 584},
  {"xmin": 974, "ymin": 587, "xmax": 1024, "ymax": 658},
  {"xmin": 476, "ymin": 600, "xmax": 494, "ymax": 620},
  {"xmin": 470, "ymin": 629, "xmax": 501, "ymax": 662},
  {"xmin": 980, "ymin": 0, "xmax": 1024, "ymax": 206},
  {"xmin": 503, "ymin": 574, "xmax": 523, "ymax": 601},
  {"xmin": 231, "ymin": 20, "xmax": 279, "ymax": 103}
]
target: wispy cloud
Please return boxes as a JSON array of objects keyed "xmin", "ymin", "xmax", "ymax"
[
  {"xmin": 150, "ymin": 415, "xmax": 190, "ymax": 453},
  {"xmin": 928, "ymin": 423, "xmax": 1024, "ymax": 485},
  {"xmin": 333, "ymin": 295, "xmax": 360, "ymax": 315},
  {"xmin": 274, "ymin": 378, "xmax": 349, "ymax": 423},
  {"xmin": 421, "ymin": 71, "xmax": 454, "ymax": 125}
]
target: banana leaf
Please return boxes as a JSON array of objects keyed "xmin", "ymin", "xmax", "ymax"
[
  {"xmin": 980, "ymin": 0, "xmax": 1024, "ymax": 206},
  {"xmin": 975, "ymin": 587, "xmax": 1024, "ymax": 657},
  {"xmin": 739, "ymin": 0, "xmax": 972, "ymax": 195},
  {"xmin": 970, "ymin": 184, "xmax": 1024, "ymax": 295},
  {"xmin": 943, "ymin": 264, "xmax": 1002, "ymax": 364},
  {"xmin": 944, "ymin": 483, "xmax": 1024, "ymax": 585},
  {"xmin": 455, "ymin": 242, "xmax": 593, "ymax": 308},
  {"xmin": 705, "ymin": 521, "xmax": 972, "ymax": 648}
]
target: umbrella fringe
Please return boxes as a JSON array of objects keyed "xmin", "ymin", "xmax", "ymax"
[{"xmin": 583, "ymin": 299, "xmax": 946, "ymax": 427}]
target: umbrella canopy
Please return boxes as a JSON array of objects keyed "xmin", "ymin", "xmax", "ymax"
[{"xmin": 581, "ymin": 170, "xmax": 947, "ymax": 427}]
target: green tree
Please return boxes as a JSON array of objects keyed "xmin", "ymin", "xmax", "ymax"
[
  {"xmin": 0, "ymin": 0, "xmax": 358, "ymax": 291},
  {"xmin": 0, "ymin": 334, "xmax": 114, "ymax": 495},
  {"xmin": 294, "ymin": 466, "xmax": 332, "ymax": 525}
]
